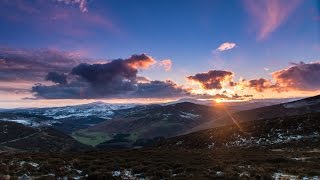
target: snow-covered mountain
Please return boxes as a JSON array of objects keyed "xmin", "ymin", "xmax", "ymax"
[
  {"xmin": 0, "ymin": 102, "xmax": 137, "ymax": 132},
  {"xmin": 39, "ymin": 102, "xmax": 136, "ymax": 119}
]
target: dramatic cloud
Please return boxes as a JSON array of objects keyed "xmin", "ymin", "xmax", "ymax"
[
  {"xmin": 247, "ymin": 78, "xmax": 272, "ymax": 92},
  {"xmin": 242, "ymin": 62, "xmax": 320, "ymax": 92},
  {"xmin": 272, "ymin": 62, "xmax": 320, "ymax": 91},
  {"xmin": 244, "ymin": 0, "xmax": 301, "ymax": 40},
  {"xmin": 32, "ymin": 54, "xmax": 190, "ymax": 99},
  {"xmin": 68, "ymin": 54, "xmax": 154, "ymax": 96},
  {"xmin": 216, "ymin": 42, "xmax": 237, "ymax": 52},
  {"xmin": 187, "ymin": 70, "xmax": 234, "ymax": 89},
  {"xmin": 187, "ymin": 62, "xmax": 320, "ymax": 96},
  {"xmin": 159, "ymin": 59, "xmax": 172, "ymax": 72}
]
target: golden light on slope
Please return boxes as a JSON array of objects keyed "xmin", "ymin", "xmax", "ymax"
[{"xmin": 214, "ymin": 100, "xmax": 244, "ymax": 132}]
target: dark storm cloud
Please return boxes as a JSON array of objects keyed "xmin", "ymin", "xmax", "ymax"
[
  {"xmin": 272, "ymin": 62, "xmax": 320, "ymax": 91},
  {"xmin": 247, "ymin": 78, "xmax": 272, "ymax": 92},
  {"xmin": 0, "ymin": 47, "xmax": 82, "ymax": 82},
  {"xmin": 71, "ymin": 53, "xmax": 154, "ymax": 84},
  {"xmin": 68, "ymin": 53, "xmax": 155, "ymax": 95},
  {"xmin": 32, "ymin": 53, "xmax": 190, "ymax": 99},
  {"xmin": 32, "ymin": 80, "xmax": 191, "ymax": 99},
  {"xmin": 32, "ymin": 83, "xmax": 85, "ymax": 99},
  {"xmin": 187, "ymin": 70, "xmax": 234, "ymax": 89},
  {"xmin": 245, "ymin": 62, "xmax": 320, "ymax": 92},
  {"xmin": 71, "ymin": 60, "xmax": 137, "ymax": 85},
  {"xmin": 45, "ymin": 72, "xmax": 67, "ymax": 85}
]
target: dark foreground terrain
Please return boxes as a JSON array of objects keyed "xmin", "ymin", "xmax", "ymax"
[
  {"xmin": 0, "ymin": 148, "xmax": 320, "ymax": 179},
  {"xmin": 0, "ymin": 96, "xmax": 320, "ymax": 179}
]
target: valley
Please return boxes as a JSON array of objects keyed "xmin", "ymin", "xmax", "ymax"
[{"xmin": 0, "ymin": 96, "xmax": 319, "ymax": 179}]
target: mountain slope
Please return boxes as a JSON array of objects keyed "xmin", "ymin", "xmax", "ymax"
[
  {"xmin": 155, "ymin": 111, "xmax": 320, "ymax": 149},
  {"xmin": 0, "ymin": 121, "xmax": 90, "ymax": 152},
  {"xmin": 84, "ymin": 102, "xmax": 227, "ymax": 148},
  {"xmin": 188, "ymin": 95, "xmax": 320, "ymax": 133}
]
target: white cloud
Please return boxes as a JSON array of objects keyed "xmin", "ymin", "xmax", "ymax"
[{"xmin": 216, "ymin": 42, "xmax": 237, "ymax": 52}]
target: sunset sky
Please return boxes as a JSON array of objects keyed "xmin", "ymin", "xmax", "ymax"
[{"xmin": 0, "ymin": 0, "xmax": 319, "ymax": 108}]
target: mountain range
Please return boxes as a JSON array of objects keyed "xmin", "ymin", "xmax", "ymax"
[
  {"xmin": 0, "ymin": 95, "xmax": 319, "ymax": 151},
  {"xmin": 0, "ymin": 95, "xmax": 319, "ymax": 179}
]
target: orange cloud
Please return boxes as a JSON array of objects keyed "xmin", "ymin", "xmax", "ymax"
[
  {"xmin": 187, "ymin": 62, "xmax": 320, "ymax": 99},
  {"xmin": 272, "ymin": 62, "xmax": 320, "ymax": 91},
  {"xmin": 126, "ymin": 53, "xmax": 156, "ymax": 69},
  {"xmin": 187, "ymin": 70, "xmax": 234, "ymax": 90}
]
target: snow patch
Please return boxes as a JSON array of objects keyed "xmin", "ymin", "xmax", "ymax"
[
  {"xmin": 273, "ymin": 172, "xmax": 297, "ymax": 180},
  {"xmin": 176, "ymin": 141, "xmax": 183, "ymax": 145},
  {"xmin": 179, "ymin": 112, "xmax": 200, "ymax": 119},
  {"xmin": 0, "ymin": 118, "xmax": 59, "ymax": 127},
  {"xmin": 208, "ymin": 142, "xmax": 215, "ymax": 148}
]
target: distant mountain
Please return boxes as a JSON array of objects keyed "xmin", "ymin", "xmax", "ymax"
[
  {"xmin": 187, "ymin": 95, "xmax": 320, "ymax": 133},
  {"xmin": 0, "ymin": 102, "xmax": 137, "ymax": 134},
  {"xmin": 85, "ymin": 102, "xmax": 227, "ymax": 148},
  {"xmin": 8, "ymin": 102, "xmax": 136, "ymax": 120},
  {"xmin": 0, "ymin": 95, "xmax": 318, "ymax": 150},
  {"xmin": 166, "ymin": 97, "xmax": 299, "ymax": 112},
  {"xmin": 0, "ymin": 121, "xmax": 90, "ymax": 152},
  {"xmin": 155, "ymin": 95, "xmax": 320, "ymax": 150},
  {"xmin": 0, "ymin": 102, "xmax": 228, "ymax": 148}
]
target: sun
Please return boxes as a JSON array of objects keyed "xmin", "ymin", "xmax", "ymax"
[{"xmin": 215, "ymin": 99, "xmax": 223, "ymax": 103}]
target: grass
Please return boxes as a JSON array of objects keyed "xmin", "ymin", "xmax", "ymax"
[
  {"xmin": 72, "ymin": 130, "xmax": 111, "ymax": 146},
  {"xmin": 0, "ymin": 148, "xmax": 319, "ymax": 179}
]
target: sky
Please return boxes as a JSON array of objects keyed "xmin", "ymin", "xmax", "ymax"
[{"xmin": 0, "ymin": 0, "xmax": 319, "ymax": 108}]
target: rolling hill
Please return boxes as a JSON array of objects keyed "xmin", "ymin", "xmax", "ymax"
[
  {"xmin": 0, "ymin": 121, "xmax": 90, "ymax": 152},
  {"xmin": 155, "ymin": 95, "xmax": 320, "ymax": 150},
  {"xmin": 187, "ymin": 95, "xmax": 320, "ymax": 133},
  {"xmin": 81, "ymin": 102, "xmax": 227, "ymax": 148}
]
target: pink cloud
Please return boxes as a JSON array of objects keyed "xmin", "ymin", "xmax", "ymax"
[
  {"xmin": 244, "ymin": 0, "xmax": 302, "ymax": 40},
  {"xmin": 159, "ymin": 59, "xmax": 172, "ymax": 72}
]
